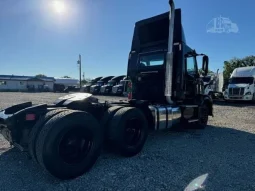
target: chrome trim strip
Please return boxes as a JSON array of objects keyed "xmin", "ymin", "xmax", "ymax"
[
  {"xmin": 158, "ymin": 107, "xmax": 167, "ymax": 130},
  {"xmin": 149, "ymin": 106, "xmax": 158, "ymax": 130},
  {"xmin": 140, "ymin": 71, "xmax": 158, "ymax": 74}
]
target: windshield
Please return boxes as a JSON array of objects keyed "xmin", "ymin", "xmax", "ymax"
[
  {"xmin": 139, "ymin": 52, "xmax": 165, "ymax": 67},
  {"xmin": 229, "ymin": 77, "xmax": 254, "ymax": 84},
  {"xmin": 96, "ymin": 81, "xmax": 104, "ymax": 86},
  {"xmin": 107, "ymin": 80, "xmax": 115, "ymax": 86},
  {"xmin": 119, "ymin": 81, "xmax": 125, "ymax": 85}
]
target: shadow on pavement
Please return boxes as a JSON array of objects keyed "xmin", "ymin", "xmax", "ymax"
[
  {"xmin": 0, "ymin": 125, "xmax": 254, "ymax": 191},
  {"xmin": 214, "ymin": 100, "xmax": 255, "ymax": 107}
]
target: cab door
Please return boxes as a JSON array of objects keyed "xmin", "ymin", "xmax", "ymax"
[{"xmin": 184, "ymin": 56, "xmax": 201, "ymax": 98}]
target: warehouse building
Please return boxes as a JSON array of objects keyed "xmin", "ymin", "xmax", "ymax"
[{"xmin": 0, "ymin": 75, "xmax": 55, "ymax": 92}]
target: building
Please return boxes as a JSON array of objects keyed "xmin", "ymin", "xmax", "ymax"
[{"xmin": 0, "ymin": 75, "xmax": 55, "ymax": 92}]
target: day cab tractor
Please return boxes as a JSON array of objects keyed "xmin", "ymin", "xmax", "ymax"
[
  {"xmin": 83, "ymin": 76, "xmax": 103, "ymax": 93},
  {"xmin": 100, "ymin": 75, "xmax": 126, "ymax": 95},
  {"xmin": 90, "ymin": 76, "xmax": 114, "ymax": 95},
  {"xmin": 0, "ymin": 0, "xmax": 212, "ymax": 180},
  {"xmin": 111, "ymin": 77, "xmax": 130, "ymax": 96}
]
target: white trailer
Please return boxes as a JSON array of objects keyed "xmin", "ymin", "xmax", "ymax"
[
  {"xmin": 224, "ymin": 66, "xmax": 255, "ymax": 101},
  {"xmin": 54, "ymin": 78, "xmax": 79, "ymax": 88}
]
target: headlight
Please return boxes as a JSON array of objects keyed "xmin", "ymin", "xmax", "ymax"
[{"xmin": 245, "ymin": 92, "xmax": 251, "ymax": 95}]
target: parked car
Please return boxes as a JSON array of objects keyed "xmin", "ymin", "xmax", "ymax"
[
  {"xmin": 64, "ymin": 86, "xmax": 80, "ymax": 93},
  {"xmin": 53, "ymin": 84, "xmax": 65, "ymax": 93}
]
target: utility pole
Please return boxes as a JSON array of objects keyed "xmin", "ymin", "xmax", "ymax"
[{"xmin": 77, "ymin": 54, "xmax": 82, "ymax": 88}]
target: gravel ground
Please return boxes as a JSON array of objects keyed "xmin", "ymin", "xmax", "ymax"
[{"xmin": 0, "ymin": 92, "xmax": 255, "ymax": 191}]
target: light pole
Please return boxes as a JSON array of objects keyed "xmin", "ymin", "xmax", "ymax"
[{"xmin": 77, "ymin": 54, "xmax": 82, "ymax": 88}]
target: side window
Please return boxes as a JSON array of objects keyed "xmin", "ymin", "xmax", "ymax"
[
  {"xmin": 186, "ymin": 57, "xmax": 196, "ymax": 73},
  {"xmin": 139, "ymin": 53, "xmax": 165, "ymax": 67},
  {"xmin": 0, "ymin": 81, "xmax": 7, "ymax": 85}
]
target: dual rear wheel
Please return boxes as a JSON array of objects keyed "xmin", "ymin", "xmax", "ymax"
[
  {"xmin": 28, "ymin": 106, "xmax": 148, "ymax": 180},
  {"xmin": 29, "ymin": 109, "xmax": 103, "ymax": 180}
]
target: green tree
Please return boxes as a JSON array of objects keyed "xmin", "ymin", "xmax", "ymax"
[
  {"xmin": 81, "ymin": 79, "xmax": 87, "ymax": 85},
  {"xmin": 62, "ymin": 76, "xmax": 71, "ymax": 78},
  {"xmin": 35, "ymin": 74, "xmax": 47, "ymax": 78},
  {"xmin": 223, "ymin": 55, "xmax": 255, "ymax": 80},
  {"xmin": 81, "ymin": 78, "xmax": 92, "ymax": 85}
]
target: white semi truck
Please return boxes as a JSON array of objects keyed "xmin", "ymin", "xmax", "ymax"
[
  {"xmin": 224, "ymin": 66, "xmax": 255, "ymax": 101},
  {"xmin": 202, "ymin": 69, "xmax": 224, "ymax": 99}
]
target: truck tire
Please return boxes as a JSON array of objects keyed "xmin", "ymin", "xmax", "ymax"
[
  {"xmin": 28, "ymin": 109, "xmax": 68, "ymax": 162},
  {"xmin": 252, "ymin": 93, "xmax": 255, "ymax": 104},
  {"xmin": 108, "ymin": 107, "xmax": 148, "ymax": 157},
  {"xmin": 181, "ymin": 104, "xmax": 209, "ymax": 130},
  {"xmin": 195, "ymin": 104, "xmax": 209, "ymax": 129},
  {"xmin": 208, "ymin": 91, "xmax": 215, "ymax": 100},
  {"xmin": 35, "ymin": 110, "xmax": 103, "ymax": 180},
  {"xmin": 100, "ymin": 106, "xmax": 124, "ymax": 134}
]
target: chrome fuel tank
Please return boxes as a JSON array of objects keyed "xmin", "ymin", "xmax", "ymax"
[{"xmin": 148, "ymin": 105, "xmax": 181, "ymax": 130}]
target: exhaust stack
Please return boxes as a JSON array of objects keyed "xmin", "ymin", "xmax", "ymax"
[{"xmin": 165, "ymin": 0, "xmax": 175, "ymax": 104}]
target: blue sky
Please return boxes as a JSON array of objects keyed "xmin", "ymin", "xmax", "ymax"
[{"xmin": 0, "ymin": 0, "xmax": 254, "ymax": 79}]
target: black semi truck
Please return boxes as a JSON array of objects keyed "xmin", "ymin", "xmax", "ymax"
[
  {"xmin": 100, "ymin": 75, "xmax": 126, "ymax": 94},
  {"xmin": 90, "ymin": 76, "xmax": 114, "ymax": 95},
  {"xmin": 83, "ymin": 76, "xmax": 103, "ymax": 93},
  {"xmin": 111, "ymin": 77, "xmax": 129, "ymax": 96},
  {"xmin": 0, "ymin": 0, "xmax": 212, "ymax": 180}
]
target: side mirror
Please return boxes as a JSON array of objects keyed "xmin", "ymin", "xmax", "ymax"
[{"xmin": 202, "ymin": 55, "xmax": 209, "ymax": 76}]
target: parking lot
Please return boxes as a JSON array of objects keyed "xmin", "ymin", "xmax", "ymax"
[{"xmin": 0, "ymin": 92, "xmax": 255, "ymax": 191}]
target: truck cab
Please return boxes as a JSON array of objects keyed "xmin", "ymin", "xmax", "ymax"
[
  {"xmin": 90, "ymin": 76, "xmax": 114, "ymax": 95},
  {"xmin": 83, "ymin": 76, "xmax": 103, "ymax": 93},
  {"xmin": 100, "ymin": 75, "xmax": 126, "ymax": 94},
  {"xmin": 127, "ymin": 10, "xmax": 208, "ymax": 105},
  {"xmin": 111, "ymin": 77, "xmax": 129, "ymax": 96},
  {"xmin": 224, "ymin": 66, "xmax": 255, "ymax": 101}
]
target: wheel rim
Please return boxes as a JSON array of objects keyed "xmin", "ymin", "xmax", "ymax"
[
  {"xmin": 124, "ymin": 118, "xmax": 142, "ymax": 146},
  {"xmin": 58, "ymin": 127, "xmax": 92, "ymax": 164}
]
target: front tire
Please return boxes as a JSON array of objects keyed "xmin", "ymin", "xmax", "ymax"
[
  {"xmin": 108, "ymin": 107, "xmax": 148, "ymax": 157},
  {"xmin": 252, "ymin": 93, "xmax": 255, "ymax": 104},
  {"xmin": 35, "ymin": 110, "xmax": 103, "ymax": 180},
  {"xmin": 195, "ymin": 104, "xmax": 209, "ymax": 129}
]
